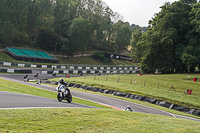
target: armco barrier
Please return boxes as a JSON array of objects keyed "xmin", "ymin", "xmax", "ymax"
[
  {"xmin": 0, "ymin": 68, "xmax": 32, "ymax": 73},
  {"xmin": 0, "ymin": 61, "xmax": 137, "ymax": 71},
  {"xmin": 42, "ymin": 80, "xmax": 200, "ymax": 117},
  {"xmin": 0, "ymin": 68, "xmax": 133, "ymax": 74}
]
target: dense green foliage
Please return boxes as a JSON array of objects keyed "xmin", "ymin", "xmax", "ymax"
[
  {"xmin": 0, "ymin": 0, "xmax": 132, "ymax": 57},
  {"xmin": 130, "ymin": 24, "xmax": 147, "ymax": 32},
  {"xmin": 131, "ymin": 0, "xmax": 200, "ymax": 73},
  {"xmin": 92, "ymin": 52, "xmax": 106, "ymax": 62}
]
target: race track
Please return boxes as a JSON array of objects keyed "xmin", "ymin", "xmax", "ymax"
[{"xmin": 0, "ymin": 91, "xmax": 93, "ymax": 109}]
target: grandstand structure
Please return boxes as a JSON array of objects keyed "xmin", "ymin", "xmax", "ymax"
[{"xmin": 4, "ymin": 47, "xmax": 58, "ymax": 63}]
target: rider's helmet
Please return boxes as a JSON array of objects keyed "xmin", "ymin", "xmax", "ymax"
[
  {"xmin": 127, "ymin": 105, "xmax": 130, "ymax": 108},
  {"xmin": 59, "ymin": 78, "xmax": 64, "ymax": 84}
]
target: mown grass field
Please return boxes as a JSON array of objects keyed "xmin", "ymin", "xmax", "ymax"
[
  {"xmin": 51, "ymin": 74, "xmax": 200, "ymax": 110},
  {"xmin": 0, "ymin": 78, "xmax": 200, "ymax": 132},
  {"xmin": 0, "ymin": 108, "xmax": 200, "ymax": 133}
]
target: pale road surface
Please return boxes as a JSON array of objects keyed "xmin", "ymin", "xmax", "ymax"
[
  {"xmin": 0, "ymin": 91, "xmax": 94, "ymax": 109},
  {"xmin": 0, "ymin": 74, "xmax": 199, "ymax": 122}
]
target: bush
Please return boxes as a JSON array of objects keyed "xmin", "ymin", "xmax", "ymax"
[{"xmin": 92, "ymin": 52, "xmax": 105, "ymax": 62}]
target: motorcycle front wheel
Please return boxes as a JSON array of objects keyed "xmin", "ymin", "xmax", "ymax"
[{"xmin": 57, "ymin": 93, "xmax": 62, "ymax": 102}]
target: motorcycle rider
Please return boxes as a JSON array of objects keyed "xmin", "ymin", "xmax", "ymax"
[
  {"xmin": 125, "ymin": 105, "xmax": 132, "ymax": 111},
  {"xmin": 59, "ymin": 79, "xmax": 71, "ymax": 96}
]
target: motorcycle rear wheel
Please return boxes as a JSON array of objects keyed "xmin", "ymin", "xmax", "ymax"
[{"xmin": 67, "ymin": 95, "xmax": 72, "ymax": 103}]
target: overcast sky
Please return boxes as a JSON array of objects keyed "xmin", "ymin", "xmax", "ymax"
[{"xmin": 101, "ymin": 0, "xmax": 177, "ymax": 27}]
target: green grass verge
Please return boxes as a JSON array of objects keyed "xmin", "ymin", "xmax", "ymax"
[
  {"xmin": 0, "ymin": 108, "xmax": 199, "ymax": 133},
  {"xmin": 0, "ymin": 51, "xmax": 17, "ymax": 62},
  {"xmin": 50, "ymin": 74, "xmax": 200, "ymax": 110},
  {"xmin": 0, "ymin": 78, "xmax": 110, "ymax": 109}
]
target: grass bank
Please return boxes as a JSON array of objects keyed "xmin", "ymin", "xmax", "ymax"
[
  {"xmin": 50, "ymin": 74, "xmax": 200, "ymax": 110},
  {"xmin": 0, "ymin": 108, "xmax": 200, "ymax": 133}
]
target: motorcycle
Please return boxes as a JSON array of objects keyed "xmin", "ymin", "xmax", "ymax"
[
  {"xmin": 56, "ymin": 83, "xmax": 72, "ymax": 103},
  {"xmin": 125, "ymin": 108, "xmax": 133, "ymax": 112},
  {"xmin": 125, "ymin": 106, "xmax": 133, "ymax": 112}
]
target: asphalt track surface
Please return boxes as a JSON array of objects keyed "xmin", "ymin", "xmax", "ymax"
[
  {"xmin": 0, "ymin": 91, "xmax": 93, "ymax": 109},
  {"xmin": 0, "ymin": 74, "xmax": 199, "ymax": 122}
]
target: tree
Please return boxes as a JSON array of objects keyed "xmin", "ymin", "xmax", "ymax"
[
  {"xmin": 113, "ymin": 21, "xmax": 132, "ymax": 53},
  {"xmin": 130, "ymin": 29, "xmax": 143, "ymax": 63},
  {"xmin": 59, "ymin": 37, "xmax": 73, "ymax": 58},
  {"xmin": 181, "ymin": 46, "xmax": 200, "ymax": 72},
  {"xmin": 131, "ymin": 1, "xmax": 194, "ymax": 73},
  {"xmin": 67, "ymin": 18, "xmax": 93, "ymax": 57},
  {"xmin": 0, "ymin": 21, "xmax": 15, "ymax": 45},
  {"xmin": 36, "ymin": 28, "xmax": 57, "ymax": 52}
]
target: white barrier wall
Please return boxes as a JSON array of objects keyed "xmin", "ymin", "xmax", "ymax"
[
  {"xmin": 91, "ymin": 71, "xmax": 95, "ymax": 73},
  {"xmin": 42, "ymin": 65, "xmax": 47, "ymax": 68},
  {"xmin": 18, "ymin": 64, "xmax": 25, "ymax": 67},
  {"xmin": 82, "ymin": 70, "xmax": 87, "ymax": 73},
  {"xmin": 42, "ymin": 71, "xmax": 48, "ymax": 74},
  {"xmin": 78, "ymin": 67, "xmax": 82, "ymax": 69},
  {"xmin": 73, "ymin": 70, "xmax": 78, "ymax": 73},
  {"xmin": 106, "ymin": 71, "xmax": 110, "ymax": 74},
  {"xmin": 100, "ymin": 67, "xmax": 104, "ymax": 70},
  {"xmin": 70, "ymin": 66, "xmax": 74, "ymax": 69},
  {"xmin": 61, "ymin": 66, "xmax": 66, "ymax": 69},
  {"xmin": 3, "ymin": 62, "xmax": 11, "ymax": 66},
  {"xmin": 63, "ymin": 70, "xmax": 69, "ymax": 73},
  {"xmin": 7, "ymin": 69, "xmax": 14, "ymax": 73},
  {"xmin": 31, "ymin": 65, "xmax": 37, "ymax": 68},
  {"xmin": 52, "ymin": 65, "xmax": 57, "ymax": 68}
]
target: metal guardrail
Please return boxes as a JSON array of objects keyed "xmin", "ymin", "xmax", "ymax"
[{"xmin": 0, "ymin": 61, "xmax": 139, "ymax": 71}]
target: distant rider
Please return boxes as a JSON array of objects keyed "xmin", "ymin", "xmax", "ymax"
[
  {"xmin": 24, "ymin": 74, "xmax": 29, "ymax": 82},
  {"xmin": 125, "ymin": 105, "xmax": 132, "ymax": 111}
]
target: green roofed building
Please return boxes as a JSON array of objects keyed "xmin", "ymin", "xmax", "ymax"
[{"xmin": 4, "ymin": 47, "xmax": 58, "ymax": 63}]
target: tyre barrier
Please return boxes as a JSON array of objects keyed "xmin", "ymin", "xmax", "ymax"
[
  {"xmin": 42, "ymin": 80, "xmax": 200, "ymax": 117},
  {"xmin": 0, "ymin": 68, "xmax": 32, "ymax": 73}
]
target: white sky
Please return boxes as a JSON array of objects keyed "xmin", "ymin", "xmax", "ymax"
[{"xmin": 101, "ymin": 0, "xmax": 177, "ymax": 27}]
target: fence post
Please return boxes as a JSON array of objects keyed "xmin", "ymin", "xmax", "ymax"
[
  {"xmin": 106, "ymin": 74, "xmax": 108, "ymax": 81},
  {"xmin": 94, "ymin": 75, "xmax": 96, "ymax": 80},
  {"xmin": 158, "ymin": 82, "xmax": 160, "ymax": 88},
  {"xmin": 130, "ymin": 78, "xmax": 132, "ymax": 84},
  {"xmin": 144, "ymin": 80, "xmax": 146, "ymax": 86},
  {"xmin": 117, "ymin": 76, "xmax": 120, "ymax": 83}
]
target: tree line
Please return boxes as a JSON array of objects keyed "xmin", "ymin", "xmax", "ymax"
[
  {"xmin": 0, "ymin": 0, "xmax": 133, "ymax": 58},
  {"xmin": 131, "ymin": 0, "xmax": 200, "ymax": 73}
]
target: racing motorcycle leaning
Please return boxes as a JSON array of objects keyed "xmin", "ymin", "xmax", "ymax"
[{"xmin": 56, "ymin": 83, "xmax": 72, "ymax": 103}]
